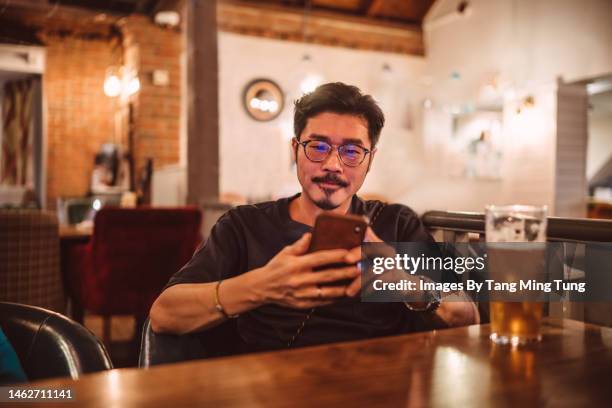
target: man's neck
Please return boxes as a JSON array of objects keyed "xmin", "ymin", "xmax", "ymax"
[{"xmin": 289, "ymin": 192, "xmax": 353, "ymax": 226}]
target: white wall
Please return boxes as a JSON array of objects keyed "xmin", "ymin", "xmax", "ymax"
[
  {"xmin": 217, "ymin": 32, "xmax": 427, "ymax": 202},
  {"xmin": 424, "ymin": 0, "xmax": 612, "ymax": 98},
  {"xmin": 412, "ymin": 83, "xmax": 558, "ymax": 213},
  {"xmin": 170, "ymin": 0, "xmax": 612, "ymax": 214},
  {"xmin": 411, "ymin": 0, "xmax": 612, "ymax": 214}
]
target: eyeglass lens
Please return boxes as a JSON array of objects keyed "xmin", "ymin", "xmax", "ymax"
[{"xmin": 305, "ymin": 141, "xmax": 365, "ymax": 166}]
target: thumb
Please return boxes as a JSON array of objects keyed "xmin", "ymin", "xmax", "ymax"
[{"xmin": 283, "ymin": 233, "xmax": 311, "ymax": 255}]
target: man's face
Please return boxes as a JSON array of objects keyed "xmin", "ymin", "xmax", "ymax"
[{"xmin": 294, "ymin": 112, "xmax": 375, "ymax": 210}]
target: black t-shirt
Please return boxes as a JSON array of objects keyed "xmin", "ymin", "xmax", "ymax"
[{"xmin": 166, "ymin": 193, "xmax": 435, "ymax": 351}]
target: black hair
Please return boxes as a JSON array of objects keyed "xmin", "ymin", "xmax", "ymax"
[{"xmin": 293, "ymin": 82, "xmax": 385, "ymax": 147}]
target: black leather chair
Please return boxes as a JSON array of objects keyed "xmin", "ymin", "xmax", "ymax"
[
  {"xmin": 0, "ymin": 302, "xmax": 113, "ymax": 380},
  {"xmin": 139, "ymin": 318, "xmax": 244, "ymax": 367}
]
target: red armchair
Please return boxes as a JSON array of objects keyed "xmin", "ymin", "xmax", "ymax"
[{"xmin": 65, "ymin": 207, "xmax": 202, "ymax": 343}]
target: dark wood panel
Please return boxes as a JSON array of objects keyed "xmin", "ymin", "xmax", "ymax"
[
  {"xmin": 6, "ymin": 0, "xmax": 159, "ymax": 17},
  {"xmin": 18, "ymin": 319, "xmax": 612, "ymax": 407},
  {"xmin": 367, "ymin": 0, "xmax": 435, "ymax": 21},
  {"xmin": 244, "ymin": 0, "xmax": 435, "ymax": 24},
  {"xmin": 218, "ymin": 0, "xmax": 424, "ymax": 55},
  {"xmin": 312, "ymin": 0, "xmax": 363, "ymax": 11}
]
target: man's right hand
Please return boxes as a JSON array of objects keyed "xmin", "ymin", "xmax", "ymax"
[
  {"xmin": 248, "ymin": 233, "xmax": 360, "ymax": 309},
  {"xmin": 151, "ymin": 232, "xmax": 357, "ymax": 334}
]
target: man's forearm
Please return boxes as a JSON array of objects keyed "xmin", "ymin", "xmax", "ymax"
[
  {"xmin": 434, "ymin": 292, "xmax": 480, "ymax": 328},
  {"xmin": 150, "ymin": 270, "xmax": 264, "ymax": 334}
]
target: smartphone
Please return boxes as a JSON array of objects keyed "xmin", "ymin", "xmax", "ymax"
[
  {"xmin": 307, "ymin": 213, "xmax": 368, "ymax": 287},
  {"xmin": 308, "ymin": 213, "xmax": 368, "ymax": 253}
]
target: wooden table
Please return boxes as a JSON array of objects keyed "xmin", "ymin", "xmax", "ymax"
[
  {"xmin": 59, "ymin": 225, "xmax": 92, "ymax": 241},
  {"xmin": 13, "ymin": 318, "xmax": 612, "ymax": 407}
]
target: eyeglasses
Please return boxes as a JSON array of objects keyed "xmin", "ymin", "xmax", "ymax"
[{"xmin": 294, "ymin": 138, "xmax": 372, "ymax": 167}]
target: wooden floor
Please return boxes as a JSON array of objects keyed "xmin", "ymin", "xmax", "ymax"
[{"xmin": 84, "ymin": 313, "xmax": 140, "ymax": 368}]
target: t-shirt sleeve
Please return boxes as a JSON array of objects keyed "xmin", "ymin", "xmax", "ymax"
[{"xmin": 164, "ymin": 211, "xmax": 244, "ymax": 288}]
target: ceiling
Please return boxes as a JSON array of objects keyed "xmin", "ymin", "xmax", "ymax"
[
  {"xmin": 61, "ymin": 0, "xmax": 162, "ymax": 14},
  {"xmin": 0, "ymin": 0, "xmax": 434, "ymax": 55},
  {"xmin": 217, "ymin": 0, "xmax": 432, "ymax": 55},
  {"xmin": 0, "ymin": 0, "xmax": 182, "ymax": 19},
  {"xmin": 38, "ymin": 0, "xmax": 179, "ymax": 16},
  {"xmin": 240, "ymin": 0, "xmax": 436, "ymax": 25},
  {"xmin": 0, "ymin": 0, "xmax": 180, "ymax": 45},
  {"xmin": 4, "ymin": 0, "xmax": 434, "ymax": 23}
]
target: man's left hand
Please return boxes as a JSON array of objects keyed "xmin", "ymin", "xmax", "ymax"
[
  {"xmin": 342, "ymin": 228, "xmax": 480, "ymax": 327},
  {"xmin": 344, "ymin": 227, "xmax": 392, "ymax": 297}
]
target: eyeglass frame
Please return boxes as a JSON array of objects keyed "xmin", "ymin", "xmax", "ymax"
[{"xmin": 293, "ymin": 137, "xmax": 374, "ymax": 167}]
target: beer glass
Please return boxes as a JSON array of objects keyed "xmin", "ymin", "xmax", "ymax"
[{"xmin": 485, "ymin": 205, "xmax": 547, "ymax": 345}]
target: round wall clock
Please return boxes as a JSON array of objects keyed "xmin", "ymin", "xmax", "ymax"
[{"xmin": 243, "ymin": 78, "xmax": 284, "ymax": 121}]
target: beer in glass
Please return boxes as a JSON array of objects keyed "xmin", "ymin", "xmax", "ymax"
[{"xmin": 485, "ymin": 205, "xmax": 547, "ymax": 345}]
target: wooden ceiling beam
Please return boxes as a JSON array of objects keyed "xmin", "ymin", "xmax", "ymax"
[
  {"xmin": 366, "ymin": 0, "xmax": 384, "ymax": 16},
  {"xmin": 1, "ymin": 0, "xmax": 166, "ymax": 17},
  {"xmin": 359, "ymin": 0, "xmax": 375, "ymax": 14},
  {"xmin": 0, "ymin": 0, "xmax": 108, "ymax": 17},
  {"xmin": 0, "ymin": 0, "xmax": 130, "ymax": 22},
  {"xmin": 217, "ymin": 0, "xmax": 424, "ymax": 56},
  {"xmin": 0, "ymin": 0, "xmax": 127, "ymax": 42},
  {"xmin": 311, "ymin": 0, "xmax": 362, "ymax": 12}
]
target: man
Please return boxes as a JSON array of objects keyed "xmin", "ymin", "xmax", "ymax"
[{"xmin": 150, "ymin": 82, "xmax": 478, "ymax": 351}]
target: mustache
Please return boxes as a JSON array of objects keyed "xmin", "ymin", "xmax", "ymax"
[{"xmin": 311, "ymin": 174, "xmax": 349, "ymax": 187}]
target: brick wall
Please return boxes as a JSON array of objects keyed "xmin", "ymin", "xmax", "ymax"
[
  {"xmin": 43, "ymin": 34, "xmax": 120, "ymax": 208},
  {"xmin": 123, "ymin": 16, "xmax": 182, "ymax": 186},
  {"xmin": 41, "ymin": 16, "xmax": 182, "ymax": 208}
]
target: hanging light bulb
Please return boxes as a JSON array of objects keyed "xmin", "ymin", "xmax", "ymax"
[
  {"xmin": 127, "ymin": 76, "xmax": 140, "ymax": 96},
  {"xmin": 104, "ymin": 66, "xmax": 141, "ymax": 98},
  {"xmin": 103, "ymin": 70, "xmax": 122, "ymax": 97}
]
